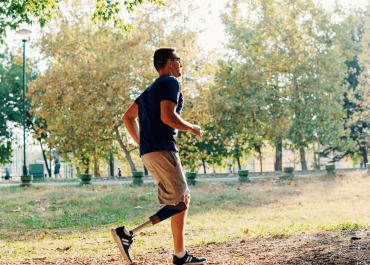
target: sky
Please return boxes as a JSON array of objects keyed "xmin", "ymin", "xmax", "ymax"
[{"xmin": 2, "ymin": 0, "xmax": 367, "ymax": 151}]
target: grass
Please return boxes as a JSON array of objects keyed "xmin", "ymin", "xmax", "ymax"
[{"xmin": 0, "ymin": 171, "xmax": 369, "ymax": 260}]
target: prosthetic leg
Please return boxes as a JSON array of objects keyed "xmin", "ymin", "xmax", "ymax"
[{"xmin": 131, "ymin": 202, "xmax": 187, "ymax": 235}]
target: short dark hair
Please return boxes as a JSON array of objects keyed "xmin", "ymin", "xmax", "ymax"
[{"xmin": 153, "ymin": 47, "xmax": 177, "ymax": 71}]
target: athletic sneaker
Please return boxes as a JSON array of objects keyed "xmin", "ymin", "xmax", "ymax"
[
  {"xmin": 111, "ymin": 226, "xmax": 134, "ymax": 264},
  {"xmin": 173, "ymin": 251, "xmax": 207, "ymax": 264}
]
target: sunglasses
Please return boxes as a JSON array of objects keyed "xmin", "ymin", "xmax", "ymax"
[{"xmin": 169, "ymin": 57, "xmax": 182, "ymax": 65}]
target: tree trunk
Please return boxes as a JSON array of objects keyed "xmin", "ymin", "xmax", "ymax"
[
  {"xmin": 202, "ymin": 158, "xmax": 206, "ymax": 174},
  {"xmin": 82, "ymin": 157, "xmax": 89, "ymax": 174},
  {"xmin": 259, "ymin": 151, "xmax": 263, "ymax": 172},
  {"xmin": 114, "ymin": 127, "xmax": 137, "ymax": 172},
  {"xmin": 39, "ymin": 140, "xmax": 51, "ymax": 177},
  {"xmin": 236, "ymin": 156, "xmax": 241, "ymax": 170},
  {"xmin": 299, "ymin": 146, "xmax": 308, "ymax": 170},
  {"xmin": 275, "ymin": 138, "xmax": 283, "ymax": 171},
  {"xmin": 94, "ymin": 155, "xmax": 100, "ymax": 177},
  {"xmin": 109, "ymin": 151, "xmax": 114, "ymax": 176},
  {"xmin": 362, "ymin": 146, "xmax": 368, "ymax": 165}
]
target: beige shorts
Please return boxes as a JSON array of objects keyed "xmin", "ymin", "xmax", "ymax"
[{"xmin": 141, "ymin": 150, "xmax": 190, "ymax": 205}]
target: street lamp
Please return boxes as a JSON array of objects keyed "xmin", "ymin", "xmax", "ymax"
[{"xmin": 17, "ymin": 28, "xmax": 32, "ymax": 186}]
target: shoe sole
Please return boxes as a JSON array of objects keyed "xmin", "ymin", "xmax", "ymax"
[
  {"xmin": 111, "ymin": 228, "xmax": 133, "ymax": 264},
  {"xmin": 173, "ymin": 261, "xmax": 207, "ymax": 265}
]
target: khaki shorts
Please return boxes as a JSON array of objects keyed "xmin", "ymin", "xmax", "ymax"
[{"xmin": 141, "ymin": 150, "xmax": 190, "ymax": 205}]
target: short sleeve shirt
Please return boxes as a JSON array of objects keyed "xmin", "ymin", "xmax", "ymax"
[
  {"xmin": 135, "ymin": 75, "xmax": 183, "ymax": 156},
  {"xmin": 53, "ymin": 152, "xmax": 60, "ymax": 164}
]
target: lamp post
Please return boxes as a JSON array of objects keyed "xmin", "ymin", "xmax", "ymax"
[{"xmin": 17, "ymin": 28, "xmax": 32, "ymax": 186}]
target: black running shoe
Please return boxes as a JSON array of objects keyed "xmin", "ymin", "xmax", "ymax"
[
  {"xmin": 111, "ymin": 226, "xmax": 134, "ymax": 264},
  {"xmin": 173, "ymin": 251, "xmax": 207, "ymax": 264}
]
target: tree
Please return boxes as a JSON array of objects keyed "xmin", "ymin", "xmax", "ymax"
[
  {"xmin": 29, "ymin": 0, "xmax": 214, "ymax": 173},
  {"xmin": 0, "ymin": 49, "xmax": 38, "ymax": 165},
  {"xmin": 321, "ymin": 7, "xmax": 370, "ymax": 165},
  {"xmin": 0, "ymin": 0, "xmax": 161, "ymax": 43},
  {"xmin": 215, "ymin": 0, "xmax": 351, "ymax": 170}
]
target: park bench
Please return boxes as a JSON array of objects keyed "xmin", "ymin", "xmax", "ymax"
[{"xmin": 29, "ymin": 164, "xmax": 45, "ymax": 179}]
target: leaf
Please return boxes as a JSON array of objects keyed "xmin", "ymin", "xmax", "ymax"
[
  {"xmin": 85, "ymin": 208, "xmax": 91, "ymax": 212},
  {"xmin": 38, "ymin": 233, "xmax": 45, "ymax": 241},
  {"xmin": 23, "ymin": 186, "xmax": 27, "ymax": 190},
  {"xmin": 236, "ymin": 258, "xmax": 244, "ymax": 262},
  {"xmin": 209, "ymin": 187, "xmax": 216, "ymax": 194},
  {"xmin": 7, "ymin": 209, "xmax": 13, "ymax": 212},
  {"xmin": 14, "ymin": 206, "xmax": 21, "ymax": 212},
  {"xmin": 244, "ymin": 228, "xmax": 249, "ymax": 234},
  {"xmin": 36, "ymin": 186, "xmax": 40, "ymax": 190}
]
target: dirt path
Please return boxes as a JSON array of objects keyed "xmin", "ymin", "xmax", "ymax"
[{"xmin": 2, "ymin": 228, "xmax": 370, "ymax": 264}]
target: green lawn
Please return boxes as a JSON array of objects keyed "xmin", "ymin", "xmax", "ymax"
[{"xmin": 0, "ymin": 171, "xmax": 369, "ymax": 260}]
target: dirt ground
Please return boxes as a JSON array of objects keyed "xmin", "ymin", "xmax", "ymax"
[{"xmin": 2, "ymin": 228, "xmax": 370, "ymax": 264}]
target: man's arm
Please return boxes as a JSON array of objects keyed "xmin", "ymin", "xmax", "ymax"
[
  {"xmin": 160, "ymin": 100, "xmax": 202, "ymax": 138},
  {"xmin": 122, "ymin": 102, "xmax": 140, "ymax": 145}
]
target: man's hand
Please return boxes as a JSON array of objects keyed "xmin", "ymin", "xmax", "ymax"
[{"xmin": 189, "ymin": 125, "xmax": 203, "ymax": 140}]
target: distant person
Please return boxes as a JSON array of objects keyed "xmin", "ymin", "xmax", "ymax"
[
  {"xmin": 5, "ymin": 168, "xmax": 10, "ymax": 180},
  {"xmin": 117, "ymin": 168, "xmax": 122, "ymax": 177},
  {"xmin": 52, "ymin": 149, "xmax": 62, "ymax": 178}
]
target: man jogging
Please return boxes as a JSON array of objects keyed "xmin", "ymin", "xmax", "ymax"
[{"xmin": 111, "ymin": 47, "xmax": 206, "ymax": 264}]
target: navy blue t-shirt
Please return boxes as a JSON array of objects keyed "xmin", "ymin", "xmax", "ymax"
[{"xmin": 135, "ymin": 75, "xmax": 183, "ymax": 156}]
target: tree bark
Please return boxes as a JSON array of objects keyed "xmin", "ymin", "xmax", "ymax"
[
  {"xmin": 94, "ymin": 155, "xmax": 100, "ymax": 177},
  {"xmin": 202, "ymin": 158, "xmax": 206, "ymax": 174},
  {"xmin": 109, "ymin": 151, "xmax": 114, "ymax": 176},
  {"xmin": 236, "ymin": 156, "xmax": 241, "ymax": 170},
  {"xmin": 299, "ymin": 146, "xmax": 308, "ymax": 170},
  {"xmin": 361, "ymin": 146, "xmax": 368, "ymax": 165},
  {"xmin": 39, "ymin": 140, "xmax": 51, "ymax": 177},
  {"xmin": 275, "ymin": 138, "xmax": 283, "ymax": 171},
  {"xmin": 114, "ymin": 127, "xmax": 137, "ymax": 172}
]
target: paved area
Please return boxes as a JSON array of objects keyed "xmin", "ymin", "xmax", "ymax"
[{"xmin": 0, "ymin": 177, "xmax": 246, "ymax": 187}]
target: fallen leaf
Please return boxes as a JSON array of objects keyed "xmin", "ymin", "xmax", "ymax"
[
  {"xmin": 36, "ymin": 186, "xmax": 40, "ymax": 190},
  {"xmin": 236, "ymin": 258, "xmax": 244, "ymax": 262},
  {"xmin": 85, "ymin": 208, "xmax": 91, "ymax": 212},
  {"xmin": 7, "ymin": 209, "xmax": 13, "ymax": 213},
  {"xmin": 23, "ymin": 186, "xmax": 27, "ymax": 190},
  {"xmin": 135, "ymin": 203, "xmax": 139, "ymax": 206},
  {"xmin": 294, "ymin": 183, "xmax": 298, "ymax": 186},
  {"xmin": 244, "ymin": 188, "xmax": 250, "ymax": 192},
  {"xmin": 32, "ymin": 257, "xmax": 47, "ymax": 260},
  {"xmin": 14, "ymin": 206, "xmax": 21, "ymax": 212},
  {"xmin": 209, "ymin": 187, "xmax": 216, "ymax": 194},
  {"xmin": 38, "ymin": 233, "xmax": 45, "ymax": 241},
  {"xmin": 244, "ymin": 229, "xmax": 249, "ymax": 234}
]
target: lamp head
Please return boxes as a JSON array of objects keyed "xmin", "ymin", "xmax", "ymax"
[{"xmin": 17, "ymin": 29, "xmax": 32, "ymax": 41}]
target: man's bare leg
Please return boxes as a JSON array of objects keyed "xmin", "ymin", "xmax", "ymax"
[{"xmin": 171, "ymin": 194, "xmax": 191, "ymax": 254}]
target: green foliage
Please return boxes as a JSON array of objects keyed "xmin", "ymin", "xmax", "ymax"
[
  {"xmin": 0, "ymin": 49, "xmax": 37, "ymax": 164},
  {"xmin": 0, "ymin": 0, "xmax": 162, "ymax": 43},
  {"xmin": 211, "ymin": 0, "xmax": 353, "ymax": 169}
]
